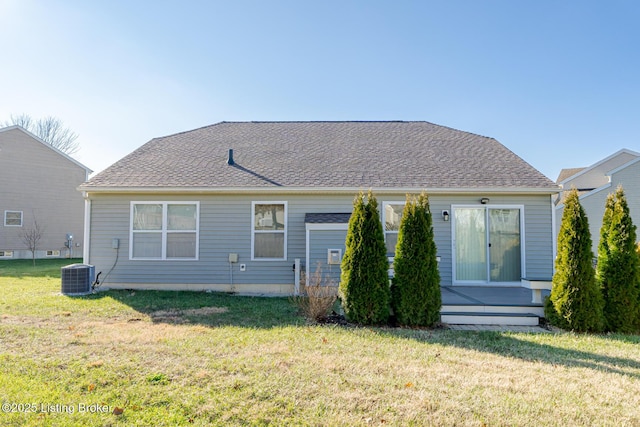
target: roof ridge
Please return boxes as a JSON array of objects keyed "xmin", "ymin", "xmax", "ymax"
[{"xmin": 153, "ymin": 120, "xmax": 497, "ymax": 142}]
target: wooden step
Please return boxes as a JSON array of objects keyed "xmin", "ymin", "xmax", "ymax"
[
  {"xmin": 442, "ymin": 304, "xmax": 544, "ymax": 317},
  {"xmin": 441, "ymin": 311, "xmax": 540, "ymax": 326}
]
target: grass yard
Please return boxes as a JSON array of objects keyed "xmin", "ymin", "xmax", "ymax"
[{"xmin": 1, "ymin": 259, "xmax": 640, "ymax": 426}]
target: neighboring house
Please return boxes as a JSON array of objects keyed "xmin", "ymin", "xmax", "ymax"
[
  {"xmin": 556, "ymin": 149, "xmax": 640, "ymax": 254},
  {"xmin": 0, "ymin": 126, "xmax": 92, "ymax": 259},
  {"xmin": 79, "ymin": 121, "xmax": 559, "ymax": 295}
]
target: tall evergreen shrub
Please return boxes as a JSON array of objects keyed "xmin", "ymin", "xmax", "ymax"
[
  {"xmin": 391, "ymin": 193, "xmax": 441, "ymax": 326},
  {"xmin": 340, "ymin": 190, "xmax": 390, "ymax": 324},
  {"xmin": 545, "ymin": 189, "xmax": 604, "ymax": 332},
  {"xmin": 596, "ymin": 186, "xmax": 640, "ymax": 333}
]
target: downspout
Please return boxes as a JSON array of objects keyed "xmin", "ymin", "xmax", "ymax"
[
  {"xmin": 83, "ymin": 193, "xmax": 91, "ymax": 263},
  {"xmin": 551, "ymin": 194, "xmax": 557, "ymax": 276},
  {"xmin": 301, "ymin": 223, "xmax": 311, "ymax": 296}
]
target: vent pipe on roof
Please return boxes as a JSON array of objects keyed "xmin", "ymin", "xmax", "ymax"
[{"xmin": 227, "ymin": 149, "xmax": 235, "ymax": 165}]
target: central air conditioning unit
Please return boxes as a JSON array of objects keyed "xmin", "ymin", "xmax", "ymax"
[{"xmin": 61, "ymin": 264, "xmax": 95, "ymax": 295}]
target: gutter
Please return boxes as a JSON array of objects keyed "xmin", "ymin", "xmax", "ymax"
[{"xmin": 78, "ymin": 185, "xmax": 561, "ymax": 196}]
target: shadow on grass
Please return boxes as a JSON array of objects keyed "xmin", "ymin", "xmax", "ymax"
[
  {"xmin": 98, "ymin": 287, "xmax": 640, "ymax": 378},
  {"xmin": 52, "ymin": 275, "xmax": 640, "ymax": 378},
  {"xmin": 80, "ymin": 289, "xmax": 304, "ymax": 329},
  {"xmin": 378, "ymin": 327, "xmax": 640, "ymax": 379}
]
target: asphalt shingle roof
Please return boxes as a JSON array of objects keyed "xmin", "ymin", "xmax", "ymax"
[
  {"xmin": 82, "ymin": 121, "xmax": 557, "ymax": 191},
  {"xmin": 556, "ymin": 167, "xmax": 585, "ymax": 183}
]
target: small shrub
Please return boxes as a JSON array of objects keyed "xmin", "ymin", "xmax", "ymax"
[{"xmin": 292, "ymin": 265, "xmax": 338, "ymax": 322}]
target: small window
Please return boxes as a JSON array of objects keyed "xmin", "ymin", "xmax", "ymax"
[
  {"xmin": 130, "ymin": 202, "xmax": 199, "ymax": 260},
  {"xmin": 46, "ymin": 250, "xmax": 61, "ymax": 257},
  {"xmin": 252, "ymin": 202, "xmax": 287, "ymax": 260},
  {"xmin": 4, "ymin": 211, "xmax": 23, "ymax": 227},
  {"xmin": 0, "ymin": 251, "xmax": 13, "ymax": 258},
  {"xmin": 383, "ymin": 203, "xmax": 405, "ymax": 255}
]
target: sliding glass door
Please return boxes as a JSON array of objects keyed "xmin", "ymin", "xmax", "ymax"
[{"xmin": 454, "ymin": 206, "xmax": 522, "ymax": 284}]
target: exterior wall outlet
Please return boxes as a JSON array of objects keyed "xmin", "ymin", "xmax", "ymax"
[
  {"xmin": 228, "ymin": 253, "xmax": 238, "ymax": 263},
  {"xmin": 240, "ymin": 264, "xmax": 246, "ymax": 271},
  {"xmin": 112, "ymin": 238, "xmax": 119, "ymax": 249}
]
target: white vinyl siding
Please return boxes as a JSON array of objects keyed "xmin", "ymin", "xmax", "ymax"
[
  {"xmin": 4, "ymin": 211, "xmax": 23, "ymax": 227},
  {"xmin": 252, "ymin": 202, "xmax": 287, "ymax": 260},
  {"xmin": 130, "ymin": 202, "xmax": 199, "ymax": 260}
]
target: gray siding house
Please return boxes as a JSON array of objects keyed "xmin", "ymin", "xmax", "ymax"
[
  {"xmin": 0, "ymin": 126, "xmax": 92, "ymax": 259},
  {"xmin": 556, "ymin": 149, "xmax": 640, "ymax": 254},
  {"xmin": 80, "ymin": 121, "xmax": 559, "ymax": 295}
]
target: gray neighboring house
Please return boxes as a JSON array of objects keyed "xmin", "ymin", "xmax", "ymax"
[
  {"xmin": 0, "ymin": 126, "xmax": 92, "ymax": 259},
  {"xmin": 79, "ymin": 121, "xmax": 559, "ymax": 295},
  {"xmin": 556, "ymin": 148, "xmax": 640, "ymax": 254}
]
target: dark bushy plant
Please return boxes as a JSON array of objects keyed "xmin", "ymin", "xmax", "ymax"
[
  {"xmin": 391, "ymin": 193, "xmax": 441, "ymax": 326},
  {"xmin": 340, "ymin": 191, "xmax": 390, "ymax": 325},
  {"xmin": 597, "ymin": 186, "xmax": 640, "ymax": 333},
  {"xmin": 545, "ymin": 189, "xmax": 604, "ymax": 332}
]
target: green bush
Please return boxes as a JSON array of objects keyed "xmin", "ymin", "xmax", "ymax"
[
  {"xmin": 596, "ymin": 186, "xmax": 640, "ymax": 333},
  {"xmin": 340, "ymin": 190, "xmax": 390, "ymax": 325},
  {"xmin": 545, "ymin": 188, "xmax": 604, "ymax": 332},
  {"xmin": 391, "ymin": 193, "xmax": 441, "ymax": 326}
]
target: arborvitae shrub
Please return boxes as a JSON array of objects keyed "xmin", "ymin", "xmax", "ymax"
[
  {"xmin": 340, "ymin": 190, "xmax": 390, "ymax": 325},
  {"xmin": 391, "ymin": 193, "xmax": 441, "ymax": 326},
  {"xmin": 597, "ymin": 186, "xmax": 640, "ymax": 333},
  {"xmin": 545, "ymin": 189, "xmax": 604, "ymax": 332}
]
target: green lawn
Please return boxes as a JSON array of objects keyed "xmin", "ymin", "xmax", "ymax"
[{"xmin": 1, "ymin": 259, "xmax": 640, "ymax": 426}]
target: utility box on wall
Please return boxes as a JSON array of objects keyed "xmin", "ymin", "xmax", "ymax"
[{"xmin": 327, "ymin": 249, "xmax": 342, "ymax": 265}]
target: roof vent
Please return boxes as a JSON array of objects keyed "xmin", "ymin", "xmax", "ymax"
[{"xmin": 227, "ymin": 149, "xmax": 235, "ymax": 166}]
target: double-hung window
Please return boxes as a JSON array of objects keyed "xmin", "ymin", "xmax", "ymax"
[
  {"xmin": 252, "ymin": 202, "xmax": 287, "ymax": 260},
  {"xmin": 4, "ymin": 211, "xmax": 23, "ymax": 227},
  {"xmin": 131, "ymin": 202, "xmax": 199, "ymax": 260}
]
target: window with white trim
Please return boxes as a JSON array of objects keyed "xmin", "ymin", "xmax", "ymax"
[
  {"xmin": 252, "ymin": 202, "xmax": 287, "ymax": 260},
  {"xmin": 0, "ymin": 251, "xmax": 13, "ymax": 258},
  {"xmin": 130, "ymin": 202, "xmax": 199, "ymax": 260},
  {"xmin": 4, "ymin": 211, "xmax": 23, "ymax": 227},
  {"xmin": 46, "ymin": 250, "xmax": 61, "ymax": 257},
  {"xmin": 382, "ymin": 203, "xmax": 405, "ymax": 256}
]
